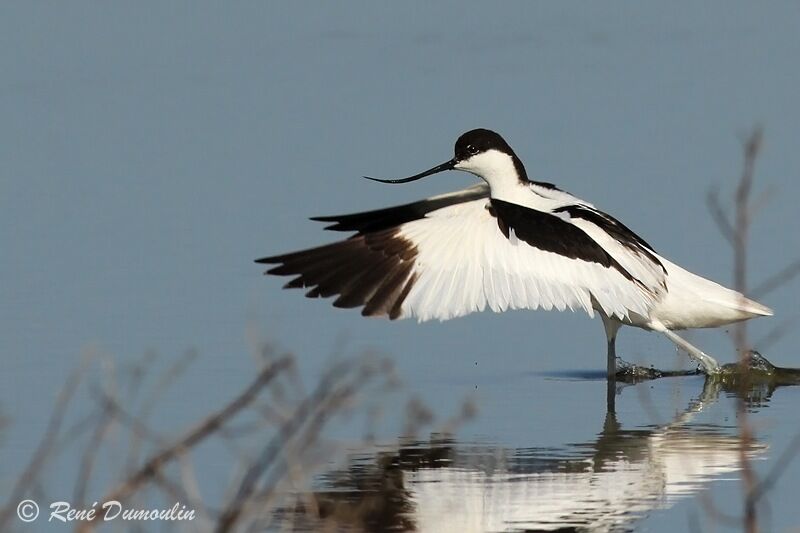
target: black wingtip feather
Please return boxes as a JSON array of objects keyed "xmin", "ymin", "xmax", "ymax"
[
  {"xmin": 284, "ymin": 276, "xmax": 306, "ymax": 289},
  {"xmin": 257, "ymin": 189, "xmax": 490, "ymax": 315},
  {"xmin": 258, "ymin": 229, "xmax": 419, "ymax": 319}
]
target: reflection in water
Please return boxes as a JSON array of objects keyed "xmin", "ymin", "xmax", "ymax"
[
  {"xmin": 278, "ymin": 379, "xmax": 772, "ymax": 532},
  {"xmin": 407, "ymin": 426, "xmax": 760, "ymax": 532}
]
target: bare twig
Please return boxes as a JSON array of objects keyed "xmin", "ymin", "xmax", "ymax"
[
  {"xmin": 706, "ymin": 186, "xmax": 735, "ymax": 246},
  {"xmin": 732, "ymin": 126, "xmax": 762, "ymax": 352},
  {"xmin": 733, "ymin": 127, "xmax": 762, "ymax": 533},
  {"xmin": 78, "ymin": 355, "xmax": 293, "ymax": 531},
  {"xmin": 748, "ymin": 185, "xmax": 778, "ymax": 220},
  {"xmin": 215, "ymin": 357, "xmax": 384, "ymax": 532},
  {"xmin": 751, "ymin": 258, "xmax": 800, "ymax": 299},
  {"xmin": 72, "ymin": 402, "xmax": 113, "ymax": 507},
  {"xmin": 96, "ymin": 388, "xmax": 169, "ymax": 448},
  {"xmin": 707, "ymin": 127, "xmax": 771, "ymax": 533},
  {"xmin": 0, "ymin": 351, "xmax": 95, "ymax": 529},
  {"xmin": 128, "ymin": 349, "xmax": 198, "ymax": 472}
]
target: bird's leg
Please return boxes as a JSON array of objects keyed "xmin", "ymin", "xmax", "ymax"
[
  {"xmin": 606, "ymin": 341, "xmax": 617, "ymax": 413},
  {"xmin": 607, "ymin": 335, "xmax": 617, "ymax": 378},
  {"xmin": 601, "ymin": 316, "xmax": 622, "ymax": 413},
  {"xmin": 660, "ymin": 329, "xmax": 721, "ymax": 374},
  {"xmin": 601, "ymin": 316, "xmax": 622, "ymax": 379}
]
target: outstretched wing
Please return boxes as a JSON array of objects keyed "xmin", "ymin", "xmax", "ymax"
[
  {"xmin": 257, "ymin": 187, "xmax": 661, "ymax": 322},
  {"xmin": 310, "ymin": 183, "xmax": 490, "ymax": 234}
]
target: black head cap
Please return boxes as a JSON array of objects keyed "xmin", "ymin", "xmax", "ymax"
[
  {"xmin": 454, "ymin": 129, "xmax": 516, "ymax": 161},
  {"xmin": 454, "ymin": 128, "xmax": 528, "ymax": 182}
]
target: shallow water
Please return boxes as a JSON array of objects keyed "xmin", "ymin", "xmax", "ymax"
[
  {"xmin": 3, "ymin": 2, "xmax": 800, "ymax": 532},
  {"xmin": 277, "ymin": 373, "xmax": 800, "ymax": 532}
]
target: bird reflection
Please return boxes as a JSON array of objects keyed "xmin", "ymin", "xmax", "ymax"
[{"xmin": 278, "ymin": 375, "xmax": 795, "ymax": 532}]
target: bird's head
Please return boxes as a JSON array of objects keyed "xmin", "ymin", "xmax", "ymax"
[{"xmin": 365, "ymin": 128, "xmax": 528, "ymax": 187}]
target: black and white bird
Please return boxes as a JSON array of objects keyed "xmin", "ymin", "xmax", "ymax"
[{"xmin": 257, "ymin": 129, "xmax": 772, "ymax": 376}]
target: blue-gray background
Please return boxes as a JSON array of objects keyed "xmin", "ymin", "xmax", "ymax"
[{"xmin": 2, "ymin": 2, "xmax": 800, "ymax": 530}]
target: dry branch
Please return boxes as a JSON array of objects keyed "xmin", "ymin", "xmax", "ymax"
[
  {"xmin": 0, "ymin": 352, "xmax": 94, "ymax": 529},
  {"xmin": 77, "ymin": 355, "xmax": 293, "ymax": 531},
  {"xmin": 215, "ymin": 358, "xmax": 381, "ymax": 532}
]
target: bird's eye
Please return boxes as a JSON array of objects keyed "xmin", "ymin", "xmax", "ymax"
[{"xmin": 467, "ymin": 144, "xmax": 478, "ymax": 155}]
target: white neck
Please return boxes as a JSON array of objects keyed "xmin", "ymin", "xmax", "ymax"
[{"xmin": 454, "ymin": 149, "xmax": 527, "ymax": 201}]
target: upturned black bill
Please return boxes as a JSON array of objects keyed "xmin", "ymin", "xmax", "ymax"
[{"xmin": 364, "ymin": 159, "xmax": 456, "ymax": 184}]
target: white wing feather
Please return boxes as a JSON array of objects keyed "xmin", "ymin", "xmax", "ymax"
[{"xmin": 397, "ymin": 198, "xmax": 658, "ymax": 322}]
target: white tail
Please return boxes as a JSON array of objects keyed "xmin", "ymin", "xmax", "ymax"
[
  {"xmin": 647, "ymin": 256, "xmax": 773, "ymax": 330},
  {"xmin": 729, "ymin": 294, "xmax": 773, "ymax": 317}
]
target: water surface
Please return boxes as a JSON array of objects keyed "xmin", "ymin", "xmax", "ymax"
[
  {"xmin": 277, "ymin": 373, "xmax": 799, "ymax": 532},
  {"xmin": 2, "ymin": 2, "xmax": 800, "ymax": 531}
]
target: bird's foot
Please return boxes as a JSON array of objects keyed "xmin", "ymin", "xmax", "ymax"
[{"xmin": 613, "ymin": 357, "xmax": 700, "ymax": 383}]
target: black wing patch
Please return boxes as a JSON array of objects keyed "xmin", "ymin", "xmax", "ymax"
[
  {"xmin": 530, "ymin": 180, "xmax": 562, "ymax": 191},
  {"xmin": 552, "ymin": 205, "xmax": 665, "ymax": 273},
  {"xmin": 489, "ymin": 199, "xmax": 637, "ymax": 282},
  {"xmin": 310, "ymin": 188, "xmax": 488, "ymax": 235},
  {"xmin": 255, "ymin": 229, "xmax": 418, "ymax": 319}
]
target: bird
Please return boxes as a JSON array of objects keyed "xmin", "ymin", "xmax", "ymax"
[{"xmin": 256, "ymin": 128, "xmax": 773, "ymax": 377}]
